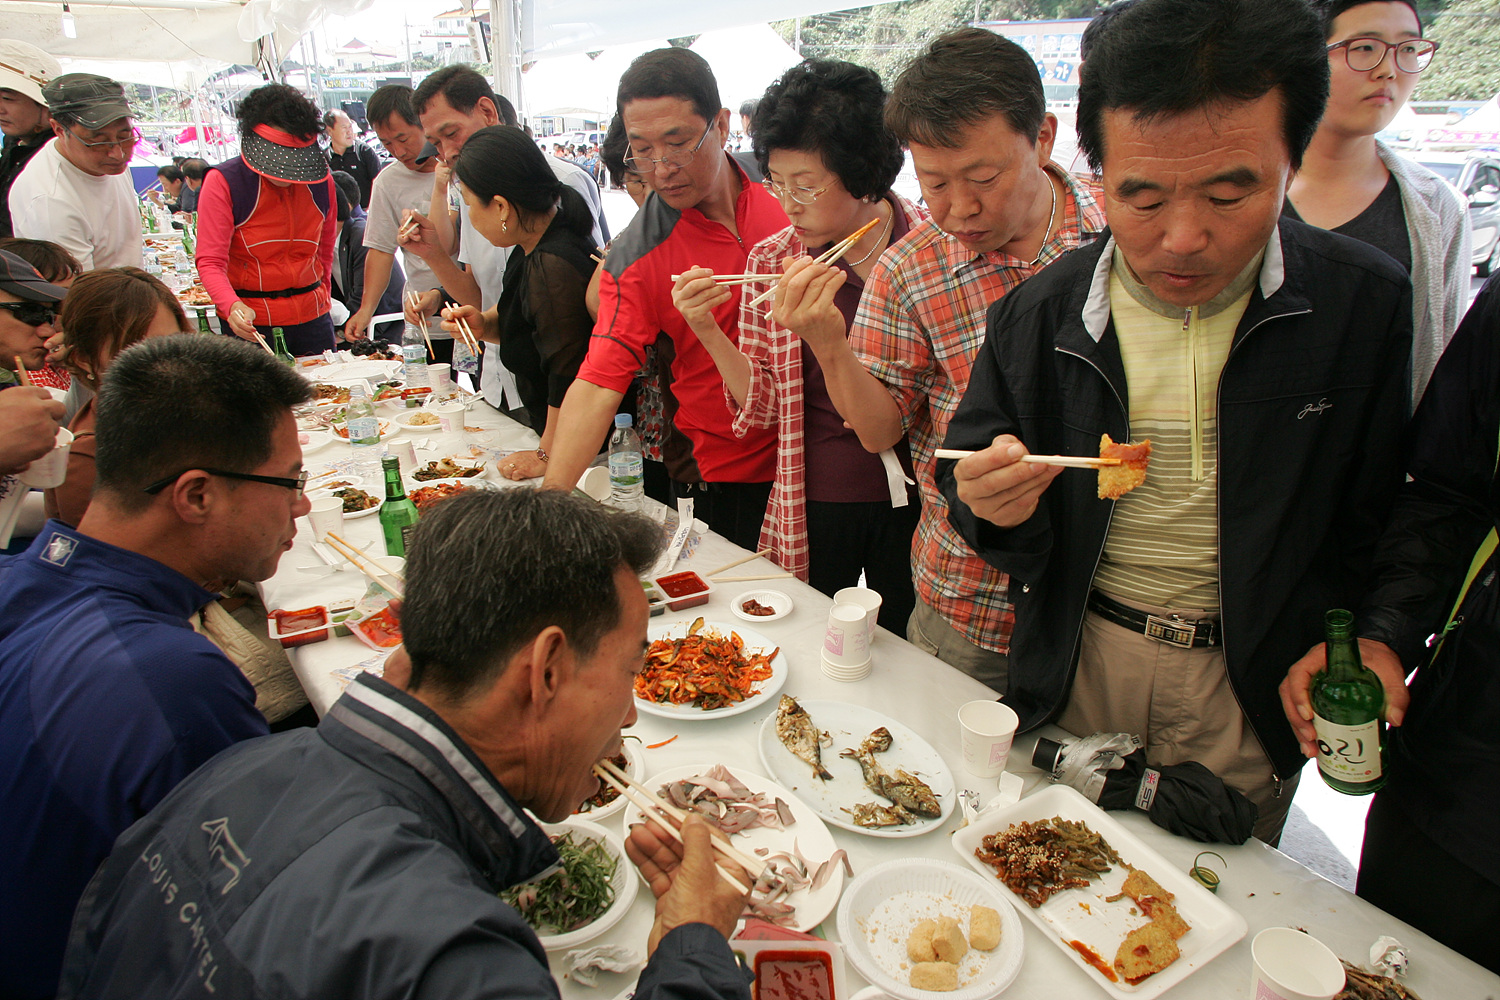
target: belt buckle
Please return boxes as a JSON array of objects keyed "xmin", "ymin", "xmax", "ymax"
[{"xmin": 1144, "ymin": 614, "xmax": 1196, "ymax": 648}]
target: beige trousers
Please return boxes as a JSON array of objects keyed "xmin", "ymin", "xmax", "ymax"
[
  {"xmin": 908, "ymin": 597, "xmax": 1009, "ymax": 693},
  {"xmin": 1056, "ymin": 597, "xmax": 1298, "ymax": 843}
]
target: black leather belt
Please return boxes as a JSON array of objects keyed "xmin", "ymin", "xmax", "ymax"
[
  {"xmin": 233, "ymin": 280, "xmax": 321, "ymax": 300},
  {"xmin": 1087, "ymin": 590, "xmax": 1219, "ymax": 648}
]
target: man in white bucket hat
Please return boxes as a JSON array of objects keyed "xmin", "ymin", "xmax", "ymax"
[{"xmin": 0, "ymin": 40, "xmax": 61, "ymax": 239}]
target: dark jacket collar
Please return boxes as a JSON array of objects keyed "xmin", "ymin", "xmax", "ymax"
[
  {"xmin": 321, "ymin": 673, "xmax": 559, "ymax": 889},
  {"xmin": 12, "ymin": 520, "xmax": 218, "ymax": 617}
]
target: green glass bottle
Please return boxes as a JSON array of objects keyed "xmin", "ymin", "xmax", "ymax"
[
  {"xmin": 378, "ymin": 456, "xmax": 420, "ymax": 557},
  {"xmin": 271, "ymin": 326, "xmax": 295, "ymax": 366},
  {"xmin": 1311, "ymin": 609, "xmax": 1387, "ymax": 794}
]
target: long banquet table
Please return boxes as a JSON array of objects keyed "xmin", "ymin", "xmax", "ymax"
[{"xmin": 263, "ymin": 391, "xmax": 1500, "ymax": 1000}]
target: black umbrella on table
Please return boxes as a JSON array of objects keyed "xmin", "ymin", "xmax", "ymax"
[{"xmin": 1032, "ymin": 732, "xmax": 1258, "ymax": 845}]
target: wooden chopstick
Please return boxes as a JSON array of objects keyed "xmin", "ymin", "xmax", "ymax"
[
  {"xmin": 745, "ymin": 216, "xmax": 883, "ymax": 308},
  {"xmin": 933, "ymin": 448, "xmax": 1121, "ymax": 468},
  {"xmin": 307, "ymin": 468, "xmax": 343, "ymax": 481},
  {"xmin": 592, "ymin": 765, "xmax": 753, "ymax": 893},
  {"xmin": 456, "ymin": 315, "xmax": 480, "ymax": 355},
  {"xmin": 251, "ymin": 331, "xmax": 275, "ymax": 355},
  {"xmin": 591, "ymin": 253, "xmax": 604, "ymax": 264},
  {"xmin": 595, "ymin": 758, "xmax": 766, "ymax": 879},
  {"xmin": 713, "ymin": 572, "xmax": 796, "ymax": 582},
  {"xmin": 14, "ymin": 356, "xmax": 31, "ymax": 385},
  {"xmin": 704, "ymin": 548, "xmax": 774, "ymax": 578},
  {"xmin": 324, "ymin": 532, "xmax": 405, "ymax": 596}
]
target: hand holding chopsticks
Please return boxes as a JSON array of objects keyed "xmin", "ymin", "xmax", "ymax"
[
  {"xmin": 744, "ymin": 216, "xmax": 883, "ymax": 309},
  {"xmin": 405, "ymin": 291, "xmax": 434, "ymax": 357},
  {"xmin": 935, "ymin": 448, "xmax": 1120, "ymax": 468},
  {"xmin": 438, "ymin": 303, "xmax": 482, "ymax": 356}
]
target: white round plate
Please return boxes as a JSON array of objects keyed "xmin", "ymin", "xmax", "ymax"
[
  {"xmin": 732, "ymin": 589, "xmax": 793, "ymax": 623},
  {"xmin": 622, "ymin": 763, "xmax": 844, "ymax": 933},
  {"xmin": 635, "ymin": 620, "xmax": 788, "ymax": 720},
  {"xmin": 393, "ymin": 409, "xmax": 446, "ymax": 432},
  {"xmin": 573, "ymin": 739, "xmax": 640, "ymax": 822},
  {"xmin": 309, "ymin": 479, "xmax": 382, "ymax": 519},
  {"xmin": 836, "ymin": 857, "xmax": 1024, "ymax": 1000},
  {"xmin": 406, "ymin": 477, "xmax": 494, "ymax": 513},
  {"xmin": 756, "ymin": 699, "xmax": 955, "ymax": 838},
  {"xmin": 330, "ymin": 419, "xmax": 393, "ymax": 442},
  {"xmin": 527, "ymin": 818, "xmax": 639, "ymax": 951},
  {"xmin": 309, "ymin": 359, "xmax": 399, "ymax": 384},
  {"xmin": 298, "ymin": 429, "xmax": 334, "ymax": 452}
]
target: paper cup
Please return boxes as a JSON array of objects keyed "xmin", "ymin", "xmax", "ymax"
[
  {"xmin": 824, "ymin": 602, "xmax": 871, "ymax": 667},
  {"xmin": 307, "ymin": 496, "xmax": 344, "ymax": 541},
  {"xmin": 386, "ymin": 439, "xmax": 418, "ymax": 476},
  {"xmin": 577, "ymin": 465, "xmax": 611, "ymax": 502},
  {"xmin": 959, "ymin": 700, "xmax": 1019, "ymax": 778},
  {"xmin": 834, "ymin": 586, "xmax": 882, "ymax": 642},
  {"xmin": 432, "ymin": 401, "xmax": 465, "ymax": 433},
  {"xmin": 19, "ymin": 427, "xmax": 74, "ymax": 488},
  {"xmin": 1249, "ymin": 928, "xmax": 1346, "ymax": 1000},
  {"xmin": 429, "ymin": 363, "xmax": 452, "ymax": 395},
  {"xmin": 821, "ymin": 650, "xmax": 871, "ymax": 682}
]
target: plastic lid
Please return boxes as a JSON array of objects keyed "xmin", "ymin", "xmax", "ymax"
[{"xmin": 614, "ymin": 413, "xmax": 633, "ymax": 428}]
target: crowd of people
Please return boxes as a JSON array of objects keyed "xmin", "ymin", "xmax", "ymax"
[{"xmin": 0, "ymin": 0, "xmax": 1497, "ymax": 993}]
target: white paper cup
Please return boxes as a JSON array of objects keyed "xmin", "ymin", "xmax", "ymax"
[
  {"xmin": 19, "ymin": 427, "xmax": 74, "ymax": 488},
  {"xmin": 959, "ymin": 700, "xmax": 1020, "ymax": 778},
  {"xmin": 577, "ymin": 465, "xmax": 611, "ymax": 502},
  {"xmin": 307, "ymin": 496, "xmax": 344, "ymax": 540},
  {"xmin": 1249, "ymin": 928, "xmax": 1346, "ymax": 1000},
  {"xmin": 432, "ymin": 401, "xmax": 466, "ymax": 433},
  {"xmin": 824, "ymin": 602, "xmax": 871, "ymax": 667},
  {"xmin": 834, "ymin": 586, "xmax": 882, "ymax": 642},
  {"xmin": 386, "ymin": 440, "xmax": 418, "ymax": 476},
  {"xmin": 821, "ymin": 650, "xmax": 871, "ymax": 681},
  {"xmin": 429, "ymin": 362, "xmax": 452, "ymax": 395}
]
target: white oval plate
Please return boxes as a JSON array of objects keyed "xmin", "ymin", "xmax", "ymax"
[
  {"xmin": 309, "ymin": 359, "xmax": 399, "ymax": 384},
  {"xmin": 330, "ymin": 418, "xmax": 392, "ymax": 442},
  {"xmin": 634, "ymin": 620, "xmax": 788, "ymax": 721},
  {"xmin": 309, "ymin": 479, "xmax": 383, "ymax": 520},
  {"xmin": 393, "ymin": 409, "xmax": 446, "ymax": 432},
  {"xmin": 836, "ymin": 857, "xmax": 1024, "ymax": 1000},
  {"xmin": 756, "ymin": 699, "xmax": 955, "ymax": 838},
  {"xmin": 573, "ymin": 739, "xmax": 641, "ymax": 822},
  {"xmin": 528, "ymin": 817, "xmax": 639, "ymax": 951},
  {"xmin": 622, "ymin": 763, "xmax": 844, "ymax": 933},
  {"xmin": 732, "ymin": 589, "xmax": 793, "ymax": 623}
]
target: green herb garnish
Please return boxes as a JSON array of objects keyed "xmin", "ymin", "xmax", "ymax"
[{"xmin": 501, "ymin": 832, "xmax": 618, "ymax": 934}]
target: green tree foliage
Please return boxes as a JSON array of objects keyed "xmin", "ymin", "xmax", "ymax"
[{"xmin": 1417, "ymin": 0, "xmax": 1500, "ymax": 101}]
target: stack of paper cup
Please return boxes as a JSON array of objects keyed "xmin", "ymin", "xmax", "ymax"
[
  {"xmin": 18, "ymin": 427, "xmax": 74, "ymax": 489},
  {"xmin": 822, "ymin": 602, "xmax": 872, "ymax": 681},
  {"xmin": 1249, "ymin": 928, "xmax": 1347, "ymax": 1000},
  {"xmin": 833, "ymin": 586, "xmax": 882, "ymax": 643}
]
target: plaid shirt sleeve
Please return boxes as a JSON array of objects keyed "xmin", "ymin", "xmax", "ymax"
[{"xmin": 728, "ymin": 228, "xmax": 800, "ymax": 435}]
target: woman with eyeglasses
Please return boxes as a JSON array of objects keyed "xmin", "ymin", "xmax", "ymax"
[
  {"xmin": 674, "ymin": 59, "xmax": 927, "ymax": 629},
  {"xmin": 1285, "ymin": 0, "xmax": 1470, "ymax": 403},
  {"xmin": 44, "ymin": 267, "xmax": 190, "ymax": 526}
]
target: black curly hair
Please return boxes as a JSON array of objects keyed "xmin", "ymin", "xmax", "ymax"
[
  {"xmin": 235, "ymin": 83, "xmax": 323, "ymax": 140},
  {"xmin": 752, "ymin": 59, "xmax": 902, "ymax": 202}
]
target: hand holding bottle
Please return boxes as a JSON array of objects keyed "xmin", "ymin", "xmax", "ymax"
[{"xmin": 1279, "ymin": 635, "xmax": 1409, "ymax": 760}]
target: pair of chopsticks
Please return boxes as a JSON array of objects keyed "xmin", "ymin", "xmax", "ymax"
[
  {"xmin": 250, "ymin": 331, "xmax": 275, "ymax": 356},
  {"xmin": 406, "ymin": 291, "xmax": 434, "ymax": 357},
  {"xmin": 592, "ymin": 757, "xmax": 761, "ymax": 893},
  {"xmin": 669, "ymin": 272, "xmax": 774, "ymax": 288},
  {"xmin": 396, "ymin": 211, "xmax": 420, "ymax": 241},
  {"xmin": 701, "ymin": 548, "xmax": 794, "ymax": 584},
  {"xmin": 934, "ymin": 448, "xmax": 1120, "ymax": 469},
  {"xmin": 14, "ymin": 356, "xmax": 31, "ymax": 385},
  {"xmin": 440, "ymin": 301, "xmax": 482, "ymax": 356},
  {"xmin": 744, "ymin": 216, "xmax": 884, "ymax": 308},
  {"xmin": 323, "ymin": 531, "xmax": 405, "ymax": 597}
]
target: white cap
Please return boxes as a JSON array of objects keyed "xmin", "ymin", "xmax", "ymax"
[{"xmin": 0, "ymin": 40, "xmax": 61, "ymax": 106}]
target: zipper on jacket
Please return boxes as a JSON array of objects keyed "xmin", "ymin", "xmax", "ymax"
[
  {"xmin": 1213, "ymin": 305, "xmax": 1312, "ymax": 802},
  {"xmin": 1184, "ymin": 307, "xmax": 1206, "ymax": 482}
]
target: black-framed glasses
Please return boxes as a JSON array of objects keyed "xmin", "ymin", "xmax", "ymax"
[
  {"xmin": 65, "ymin": 125, "xmax": 141, "ymax": 150},
  {"xmin": 1327, "ymin": 37, "xmax": 1438, "ymax": 73},
  {"xmin": 143, "ymin": 468, "xmax": 309, "ymax": 495},
  {"xmin": 0, "ymin": 301, "xmax": 56, "ymax": 327},
  {"xmin": 762, "ymin": 178, "xmax": 828, "ymax": 206},
  {"xmin": 623, "ymin": 120, "xmax": 715, "ymax": 173}
]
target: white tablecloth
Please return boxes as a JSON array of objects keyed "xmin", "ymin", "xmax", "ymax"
[{"xmin": 263, "ymin": 407, "xmax": 1500, "ymax": 1000}]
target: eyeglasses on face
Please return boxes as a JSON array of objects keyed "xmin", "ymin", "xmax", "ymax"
[
  {"xmin": 762, "ymin": 178, "xmax": 829, "ymax": 206},
  {"xmin": 143, "ymin": 468, "xmax": 309, "ymax": 495},
  {"xmin": 0, "ymin": 301, "xmax": 56, "ymax": 327},
  {"xmin": 66, "ymin": 125, "xmax": 141, "ymax": 150},
  {"xmin": 623, "ymin": 120, "xmax": 715, "ymax": 173},
  {"xmin": 1327, "ymin": 36, "xmax": 1438, "ymax": 74}
]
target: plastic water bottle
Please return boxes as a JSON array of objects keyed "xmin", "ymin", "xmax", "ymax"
[
  {"xmin": 608, "ymin": 413, "xmax": 645, "ymax": 511},
  {"xmin": 346, "ymin": 382, "xmax": 381, "ymax": 447},
  {"xmin": 401, "ymin": 321, "xmax": 429, "ymax": 389}
]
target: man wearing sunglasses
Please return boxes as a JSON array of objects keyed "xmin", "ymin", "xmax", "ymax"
[
  {"xmin": 0, "ymin": 335, "xmax": 311, "ymax": 999},
  {"xmin": 8, "ymin": 72, "xmax": 143, "ymax": 271},
  {"xmin": 0, "ymin": 248, "xmax": 64, "ymax": 476}
]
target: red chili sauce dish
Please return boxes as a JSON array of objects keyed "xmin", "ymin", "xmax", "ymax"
[
  {"xmin": 753, "ymin": 951, "xmax": 835, "ymax": 1000},
  {"xmin": 269, "ymin": 606, "xmax": 330, "ymax": 647},
  {"xmin": 653, "ymin": 571, "xmax": 712, "ymax": 611},
  {"xmin": 350, "ymin": 606, "xmax": 403, "ymax": 648}
]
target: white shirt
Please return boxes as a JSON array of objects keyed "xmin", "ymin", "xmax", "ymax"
[
  {"xmin": 464, "ymin": 155, "xmax": 606, "ymax": 409},
  {"xmin": 364, "ymin": 161, "xmax": 442, "ymax": 297},
  {"xmin": 8, "ymin": 139, "xmax": 142, "ymax": 271}
]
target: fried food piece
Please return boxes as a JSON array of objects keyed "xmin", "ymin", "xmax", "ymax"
[
  {"xmin": 910, "ymin": 962, "xmax": 959, "ymax": 992},
  {"xmin": 968, "ymin": 905, "xmax": 1002, "ymax": 951},
  {"xmin": 1121, "ymin": 869, "xmax": 1173, "ymax": 906},
  {"xmin": 1113, "ymin": 922, "xmax": 1180, "ymax": 983},
  {"xmin": 931, "ymin": 916, "xmax": 968, "ymax": 964},
  {"xmin": 1146, "ymin": 901, "xmax": 1190, "ymax": 941},
  {"xmin": 906, "ymin": 920, "xmax": 938, "ymax": 963},
  {"xmin": 1097, "ymin": 433, "xmax": 1152, "ymax": 499}
]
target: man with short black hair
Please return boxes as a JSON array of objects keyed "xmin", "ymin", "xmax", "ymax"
[
  {"xmin": 0, "ymin": 40, "xmax": 61, "ymax": 240},
  {"xmin": 941, "ymin": 0, "xmax": 1413, "ymax": 841},
  {"xmin": 9, "ymin": 72, "xmax": 142, "ymax": 270},
  {"xmin": 542, "ymin": 48, "xmax": 785, "ymax": 547},
  {"xmin": 149, "ymin": 162, "xmax": 184, "ymax": 211},
  {"xmin": 59, "ymin": 489, "xmax": 754, "ymax": 1000},
  {"xmin": 0, "ymin": 335, "xmax": 312, "ymax": 998},
  {"xmin": 324, "ymin": 107, "xmax": 384, "ymax": 209},
  {"xmin": 330, "ymin": 168, "xmax": 404, "ymax": 339},
  {"xmin": 178, "ymin": 156, "xmax": 208, "ymax": 213}
]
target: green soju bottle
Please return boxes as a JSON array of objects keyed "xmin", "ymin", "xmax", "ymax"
[
  {"xmin": 1311, "ymin": 609, "xmax": 1387, "ymax": 794},
  {"xmin": 271, "ymin": 326, "xmax": 295, "ymax": 366},
  {"xmin": 378, "ymin": 456, "xmax": 420, "ymax": 557},
  {"xmin": 196, "ymin": 310, "xmax": 213, "ymax": 335}
]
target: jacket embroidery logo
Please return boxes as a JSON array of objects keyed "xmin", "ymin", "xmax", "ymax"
[
  {"xmin": 40, "ymin": 533, "xmax": 76, "ymax": 567},
  {"xmin": 200, "ymin": 817, "xmax": 251, "ymax": 894},
  {"xmin": 1297, "ymin": 398, "xmax": 1333, "ymax": 420}
]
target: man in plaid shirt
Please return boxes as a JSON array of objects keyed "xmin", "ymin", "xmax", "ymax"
[{"xmin": 782, "ymin": 29, "xmax": 1104, "ymax": 687}]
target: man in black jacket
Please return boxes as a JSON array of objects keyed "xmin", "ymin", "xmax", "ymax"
[
  {"xmin": 330, "ymin": 169, "xmax": 404, "ymax": 342},
  {"xmin": 1281, "ymin": 274, "xmax": 1500, "ymax": 971},
  {"xmin": 59, "ymin": 489, "xmax": 753, "ymax": 999},
  {"xmin": 0, "ymin": 41, "xmax": 61, "ymax": 239},
  {"xmin": 324, "ymin": 108, "xmax": 384, "ymax": 209},
  {"xmin": 939, "ymin": 0, "xmax": 1412, "ymax": 842}
]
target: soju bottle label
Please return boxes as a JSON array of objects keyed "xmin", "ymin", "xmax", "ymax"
[{"xmin": 1313, "ymin": 716, "xmax": 1382, "ymax": 783}]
